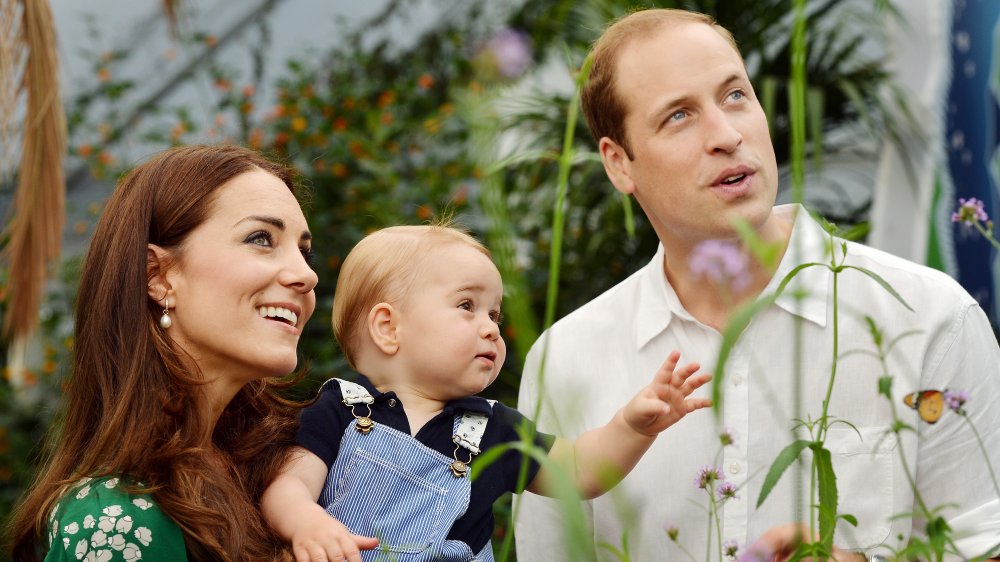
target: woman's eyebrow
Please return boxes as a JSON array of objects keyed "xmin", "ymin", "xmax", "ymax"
[{"xmin": 236, "ymin": 215, "xmax": 312, "ymax": 242}]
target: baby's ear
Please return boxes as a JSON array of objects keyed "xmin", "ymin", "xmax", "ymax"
[
  {"xmin": 367, "ymin": 303, "xmax": 399, "ymax": 355},
  {"xmin": 146, "ymin": 244, "xmax": 172, "ymax": 303}
]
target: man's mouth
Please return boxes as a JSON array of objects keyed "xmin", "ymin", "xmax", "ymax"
[{"xmin": 720, "ymin": 173, "xmax": 746, "ymax": 185}]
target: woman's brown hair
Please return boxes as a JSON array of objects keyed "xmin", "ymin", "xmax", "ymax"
[{"xmin": 7, "ymin": 144, "xmax": 303, "ymax": 561}]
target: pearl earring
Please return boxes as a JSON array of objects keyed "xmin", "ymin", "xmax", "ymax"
[{"xmin": 159, "ymin": 297, "xmax": 172, "ymax": 329}]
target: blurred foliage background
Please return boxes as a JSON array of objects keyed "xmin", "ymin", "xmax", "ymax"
[{"xmin": 0, "ymin": 0, "xmax": 900, "ymax": 555}]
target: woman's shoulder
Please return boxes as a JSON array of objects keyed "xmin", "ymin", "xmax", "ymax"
[{"xmin": 45, "ymin": 476, "xmax": 188, "ymax": 562}]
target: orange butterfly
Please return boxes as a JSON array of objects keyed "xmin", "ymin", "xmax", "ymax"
[{"xmin": 903, "ymin": 390, "xmax": 945, "ymax": 424}]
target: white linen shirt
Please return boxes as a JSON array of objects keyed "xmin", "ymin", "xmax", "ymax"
[{"xmin": 515, "ymin": 205, "xmax": 1000, "ymax": 561}]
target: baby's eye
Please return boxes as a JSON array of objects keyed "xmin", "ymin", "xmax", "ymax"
[
  {"xmin": 245, "ymin": 230, "xmax": 273, "ymax": 247},
  {"xmin": 458, "ymin": 300, "xmax": 473, "ymax": 312},
  {"xmin": 489, "ymin": 310, "xmax": 504, "ymax": 325}
]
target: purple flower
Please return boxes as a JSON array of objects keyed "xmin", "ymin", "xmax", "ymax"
[
  {"xmin": 952, "ymin": 197, "xmax": 990, "ymax": 226},
  {"xmin": 689, "ymin": 240, "xmax": 751, "ymax": 293},
  {"xmin": 717, "ymin": 480, "xmax": 739, "ymax": 501},
  {"xmin": 486, "ymin": 29, "xmax": 533, "ymax": 79},
  {"xmin": 724, "ymin": 539, "xmax": 740, "ymax": 559},
  {"xmin": 943, "ymin": 389, "xmax": 969, "ymax": 412},
  {"xmin": 664, "ymin": 522, "xmax": 679, "ymax": 542},
  {"xmin": 719, "ymin": 427, "xmax": 737, "ymax": 447},
  {"xmin": 694, "ymin": 465, "xmax": 724, "ymax": 489}
]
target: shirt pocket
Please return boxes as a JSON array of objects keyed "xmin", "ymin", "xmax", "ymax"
[
  {"xmin": 329, "ymin": 446, "xmax": 448, "ymax": 554},
  {"xmin": 826, "ymin": 426, "xmax": 897, "ymax": 549}
]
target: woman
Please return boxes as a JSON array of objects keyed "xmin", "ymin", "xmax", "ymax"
[{"xmin": 6, "ymin": 144, "xmax": 319, "ymax": 561}]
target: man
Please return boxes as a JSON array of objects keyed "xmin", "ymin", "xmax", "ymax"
[{"xmin": 515, "ymin": 8, "xmax": 1000, "ymax": 562}]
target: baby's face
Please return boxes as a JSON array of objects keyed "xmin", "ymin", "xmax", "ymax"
[{"xmin": 392, "ymin": 242, "xmax": 506, "ymax": 401}]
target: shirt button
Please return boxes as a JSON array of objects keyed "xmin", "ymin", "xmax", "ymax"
[
  {"xmin": 731, "ymin": 375, "xmax": 743, "ymax": 386},
  {"xmin": 728, "ymin": 462, "xmax": 741, "ymax": 474},
  {"xmin": 388, "ymin": 398, "xmax": 397, "ymax": 407}
]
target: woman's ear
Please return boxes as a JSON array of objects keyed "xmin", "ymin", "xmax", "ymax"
[
  {"xmin": 367, "ymin": 303, "xmax": 399, "ymax": 355},
  {"xmin": 146, "ymin": 244, "xmax": 172, "ymax": 303}
]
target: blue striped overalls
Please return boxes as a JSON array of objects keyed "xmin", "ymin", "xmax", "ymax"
[{"xmin": 319, "ymin": 379, "xmax": 495, "ymax": 562}]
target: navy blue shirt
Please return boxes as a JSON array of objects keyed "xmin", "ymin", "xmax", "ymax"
[{"xmin": 296, "ymin": 375, "xmax": 556, "ymax": 553}]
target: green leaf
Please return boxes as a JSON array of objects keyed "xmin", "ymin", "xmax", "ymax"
[
  {"xmin": 756, "ymin": 439, "xmax": 812, "ymax": 508},
  {"xmin": 812, "ymin": 444, "xmax": 839, "ymax": 546},
  {"xmin": 878, "ymin": 376, "xmax": 893, "ymax": 399},
  {"xmin": 839, "ymin": 513, "xmax": 858, "ymax": 527},
  {"xmin": 863, "ymin": 315, "xmax": 882, "ymax": 348},
  {"xmin": 842, "ymin": 265, "xmax": 914, "ymax": 312}
]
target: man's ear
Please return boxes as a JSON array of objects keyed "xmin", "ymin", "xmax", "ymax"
[
  {"xmin": 147, "ymin": 244, "xmax": 172, "ymax": 303},
  {"xmin": 367, "ymin": 303, "xmax": 399, "ymax": 355},
  {"xmin": 599, "ymin": 137, "xmax": 636, "ymax": 195}
]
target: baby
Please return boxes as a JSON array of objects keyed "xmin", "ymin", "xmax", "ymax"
[{"xmin": 261, "ymin": 225, "xmax": 711, "ymax": 562}]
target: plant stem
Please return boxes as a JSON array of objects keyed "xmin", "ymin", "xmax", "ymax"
[
  {"xmin": 973, "ymin": 221, "xmax": 1000, "ymax": 251},
  {"xmin": 961, "ymin": 413, "xmax": 1000, "ymax": 501}
]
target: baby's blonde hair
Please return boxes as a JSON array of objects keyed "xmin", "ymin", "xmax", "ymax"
[{"xmin": 332, "ymin": 224, "xmax": 492, "ymax": 369}]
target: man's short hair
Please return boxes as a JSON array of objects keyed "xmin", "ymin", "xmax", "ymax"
[{"xmin": 581, "ymin": 9, "xmax": 740, "ymax": 160}]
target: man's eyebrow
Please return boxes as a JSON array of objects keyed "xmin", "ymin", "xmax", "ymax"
[
  {"xmin": 649, "ymin": 73, "xmax": 749, "ymax": 126},
  {"xmin": 236, "ymin": 215, "xmax": 312, "ymax": 241}
]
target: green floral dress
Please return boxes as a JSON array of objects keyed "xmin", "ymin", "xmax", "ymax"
[{"xmin": 44, "ymin": 476, "xmax": 187, "ymax": 561}]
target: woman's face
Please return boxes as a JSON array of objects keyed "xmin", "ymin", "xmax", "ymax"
[{"xmin": 163, "ymin": 168, "xmax": 318, "ymax": 388}]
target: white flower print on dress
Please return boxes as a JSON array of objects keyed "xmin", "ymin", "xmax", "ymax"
[
  {"xmin": 108, "ymin": 534, "xmax": 127, "ymax": 551},
  {"xmin": 63, "ymin": 522, "xmax": 79, "ymax": 535},
  {"xmin": 91, "ymin": 530, "xmax": 108, "ymax": 548},
  {"xmin": 115, "ymin": 515, "xmax": 133, "ymax": 534},
  {"xmin": 102, "ymin": 505, "xmax": 123, "ymax": 517},
  {"xmin": 75, "ymin": 485, "xmax": 92, "ymax": 500},
  {"xmin": 134, "ymin": 527, "xmax": 152, "ymax": 546},
  {"xmin": 131, "ymin": 498, "xmax": 153, "ymax": 510},
  {"xmin": 74, "ymin": 538, "xmax": 88, "ymax": 559},
  {"xmin": 85, "ymin": 550, "xmax": 113, "ymax": 562},
  {"xmin": 63, "ymin": 537, "xmax": 69, "ymax": 549},
  {"xmin": 84, "ymin": 514, "xmax": 96, "ymax": 529},
  {"xmin": 97, "ymin": 515, "xmax": 116, "ymax": 533},
  {"xmin": 103, "ymin": 478, "xmax": 120, "ymax": 489},
  {"xmin": 123, "ymin": 542, "xmax": 143, "ymax": 561}
]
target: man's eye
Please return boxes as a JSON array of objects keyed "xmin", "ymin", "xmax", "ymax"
[
  {"xmin": 728, "ymin": 90, "xmax": 746, "ymax": 102},
  {"xmin": 668, "ymin": 110, "xmax": 686, "ymax": 122}
]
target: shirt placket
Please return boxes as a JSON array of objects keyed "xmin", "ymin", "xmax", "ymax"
[{"xmin": 721, "ymin": 334, "xmax": 751, "ymax": 545}]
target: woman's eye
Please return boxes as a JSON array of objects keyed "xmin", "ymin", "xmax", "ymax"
[
  {"xmin": 245, "ymin": 230, "xmax": 273, "ymax": 247},
  {"xmin": 300, "ymin": 247, "xmax": 315, "ymax": 265}
]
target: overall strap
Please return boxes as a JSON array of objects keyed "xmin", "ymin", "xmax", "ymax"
[
  {"xmin": 330, "ymin": 378, "xmax": 375, "ymax": 405},
  {"xmin": 447, "ymin": 400, "xmax": 495, "ymax": 479},
  {"xmin": 323, "ymin": 378, "xmax": 375, "ymax": 434},
  {"xmin": 451, "ymin": 400, "xmax": 495, "ymax": 455}
]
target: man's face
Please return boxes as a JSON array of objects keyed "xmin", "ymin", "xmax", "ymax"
[{"xmin": 600, "ymin": 22, "xmax": 779, "ymax": 247}]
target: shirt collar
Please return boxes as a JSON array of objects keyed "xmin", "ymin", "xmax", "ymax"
[
  {"xmin": 636, "ymin": 243, "xmax": 688, "ymax": 349},
  {"xmin": 767, "ymin": 204, "xmax": 830, "ymax": 328},
  {"xmin": 634, "ymin": 204, "xmax": 830, "ymax": 349},
  {"xmin": 354, "ymin": 374, "xmax": 495, "ymax": 417}
]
